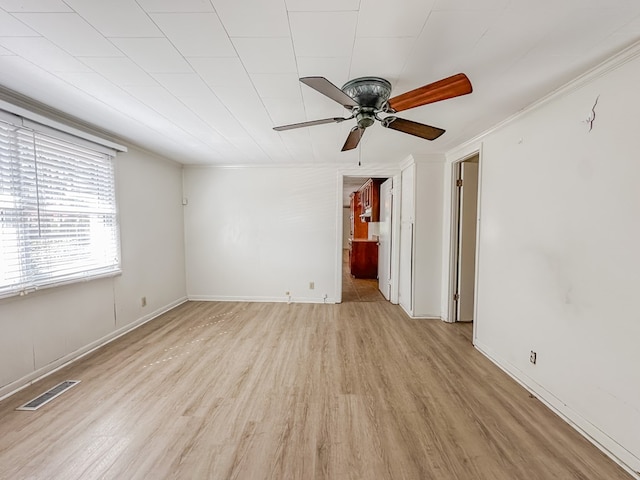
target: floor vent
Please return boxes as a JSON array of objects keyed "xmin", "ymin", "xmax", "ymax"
[{"xmin": 16, "ymin": 380, "xmax": 81, "ymax": 411}]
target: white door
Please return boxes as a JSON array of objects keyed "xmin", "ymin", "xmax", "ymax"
[
  {"xmin": 398, "ymin": 165, "xmax": 415, "ymax": 314},
  {"xmin": 456, "ymin": 160, "xmax": 479, "ymax": 322},
  {"xmin": 378, "ymin": 178, "xmax": 393, "ymax": 300}
]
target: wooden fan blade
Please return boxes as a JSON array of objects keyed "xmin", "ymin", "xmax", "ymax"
[
  {"xmin": 382, "ymin": 117, "xmax": 445, "ymax": 141},
  {"xmin": 342, "ymin": 126, "xmax": 365, "ymax": 151},
  {"xmin": 300, "ymin": 77, "xmax": 359, "ymax": 109},
  {"xmin": 273, "ymin": 117, "xmax": 349, "ymax": 131},
  {"xmin": 388, "ymin": 73, "xmax": 472, "ymax": 112}
]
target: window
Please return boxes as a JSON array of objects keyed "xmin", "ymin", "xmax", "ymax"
[{"xmin": 0, "ymin": 114, "xmax": 120, "ymax": 299}]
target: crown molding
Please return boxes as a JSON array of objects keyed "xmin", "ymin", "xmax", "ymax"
[{"xmin": 447, "ymin": 38, "xmax": 640, "ymax": 162}]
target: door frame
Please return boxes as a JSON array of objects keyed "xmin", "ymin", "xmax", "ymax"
[
  {"xmin": 377, "ymin": 178, "xmax": 394, "ymax": 300},
  {"xmin": 335, "ymin": 167, "xmax": 402, "ymax": 304},
  {"xmin": 446, "ymin": 151, "xmax": 482, "ymax": 328}
]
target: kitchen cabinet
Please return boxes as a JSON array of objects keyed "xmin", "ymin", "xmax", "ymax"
[
  {"xmin": 358, "ymin": 178, "xmax": 383, "ymax": 222},
  {"xmin": 350, "ymin": 191, "xmax": 368, "ymax": 239},
  {"xmin": 348, "ymin": 178, "xmax": 384, "ymax": 278},
  {"xmin": 349, "ymin": 239, "xmax": 378, "ymax": 279}
]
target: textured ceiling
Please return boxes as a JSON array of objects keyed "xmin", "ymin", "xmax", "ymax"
[{"xmin": 0, "ymin": 0, "xmax": 639, "ymax": 166}]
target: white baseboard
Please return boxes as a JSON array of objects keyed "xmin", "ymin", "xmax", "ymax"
[
  {"xmin": 474, "ymin": 340, "xmax": 640, "ymax": 479},
  {"xmin": 399, "ymin": 302, "xmax": 412, "ymax": 317},
  {"xmin": 188, "ymin": 295, "xmax": 336, "ymax": 304},
  {"xmin": 399, "ymin": 302, "xmax": 441, "ymax": 319},
  {"xmin": 0, "ymin": 296, "xmax": 188, "ymax": 402}
]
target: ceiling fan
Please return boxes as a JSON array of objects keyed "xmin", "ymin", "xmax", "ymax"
[{"xmin": 273, "ymin": 73, "xmax": 473, "ymax": 151}]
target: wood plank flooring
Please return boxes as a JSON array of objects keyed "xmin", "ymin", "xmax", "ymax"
[
  {"xmin": 0, "ymin": 300, "xmax": 632, "ymax": 479},
  {"xmin": 341, "ymin": 248, "xmax": 385, "ymax": 302}
]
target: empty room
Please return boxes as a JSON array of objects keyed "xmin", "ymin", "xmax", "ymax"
[{"xmin": 0, "ymin": 1, "xmax": 639, "ymax": 479}]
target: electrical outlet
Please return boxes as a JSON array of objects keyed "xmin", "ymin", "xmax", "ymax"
[
  {"xmin": 141, "ymin": 296, "xmax": 147, "ymax": 307},
  {"xmin": 530, "ymin": 350, "xmax": 537, "ymax": 364},
  {"xmin": 309, "ymin": 281, "xmax": 314, "ymax": 290}
]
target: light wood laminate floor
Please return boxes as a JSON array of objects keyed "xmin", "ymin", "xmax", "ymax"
[
  {"xmin": 341, "ymin": 248, "xmax": 384, "ymax": 303},
  {"xmin": 0, "ymin": 301, "xmax": 632, "ymax": 479}
]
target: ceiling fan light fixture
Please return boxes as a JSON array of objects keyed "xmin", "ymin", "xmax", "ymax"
[{"xmin": 356, "ymin": 111, "xmax": 376, "ymax": 129}]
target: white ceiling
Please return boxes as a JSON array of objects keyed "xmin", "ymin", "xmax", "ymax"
[{"xmin": 1, "ymin": 0, "xmax": 639, "ymax": 166}]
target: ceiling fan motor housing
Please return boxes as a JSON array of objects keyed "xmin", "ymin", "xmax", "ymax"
[
  {"xmin": 342, "ymin": 77, "xmax": 392, "ymax": 129},
  {"xmin": 342, "ymin": 77, "xmax": 392, "ymax": 108}
]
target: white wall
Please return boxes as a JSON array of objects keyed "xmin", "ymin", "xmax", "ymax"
[
  {"xmin": 0, "ymin": 146, "xmax": 187, "ymax": 399},
  {"xmin": 113, "ymin": 147, "xmax": 187, "ymax": 325},
  {"xmin": 183, "ymin": 166, "xmax": 338, "ymax": 303},
  {"xmin": 399, "ymin": 157, "xmax": 445, "ymax": 318},
  {"xmin": 413, "ymin": 157, "xmax": 444, "ymax": 318},
  {"xmin": 447, "ymin": 46, "xmax": 640, "ymax": 474}
]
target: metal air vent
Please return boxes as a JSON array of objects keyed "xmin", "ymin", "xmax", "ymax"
[{"xmin": 16, "ymin": 380, "xmax": 80, "ymax": 411}]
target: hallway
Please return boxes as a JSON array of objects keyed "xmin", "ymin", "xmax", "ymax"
[{"xmin": 341, "ymin": 248, "xmax": 385, "ymax": 303}]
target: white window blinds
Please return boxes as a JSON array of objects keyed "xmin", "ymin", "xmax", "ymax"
[{"xmin": 0, "ymin": 117, "xmax": 120, "ymax": 298}]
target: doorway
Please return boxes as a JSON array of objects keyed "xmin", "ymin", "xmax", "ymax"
[
  {"xmin": 449, "ymin": 154, "xmax": 480, "ymax": 323},
  {"xmin": 338, "ymin": 174, "xmax": 398, "ymax": 304}
]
